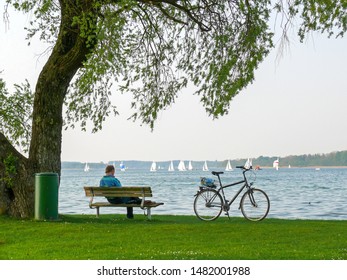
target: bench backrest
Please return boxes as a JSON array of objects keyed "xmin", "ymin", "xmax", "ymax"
[{"xmin": 84, "ymin": 186, "xmax": 153, "ymax": 198}]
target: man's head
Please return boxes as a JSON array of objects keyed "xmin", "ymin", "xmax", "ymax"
[{"xmin": 105, "ymin": 165, "xmax": 115, "ymax": 175}]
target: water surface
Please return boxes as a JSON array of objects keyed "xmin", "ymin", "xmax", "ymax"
[{"xmin": 59, "ymin": 167, "xmax": 347, "ymax": 220}]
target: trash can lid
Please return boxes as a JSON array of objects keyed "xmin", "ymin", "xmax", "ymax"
[{"xmin": 35, "ymin": 172, "xmax": 58, "ymax": 177}]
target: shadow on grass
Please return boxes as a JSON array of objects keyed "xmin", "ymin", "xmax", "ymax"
[{"xmin": 58, "ymin": 214, "xmax": 205, "ymax": 225}]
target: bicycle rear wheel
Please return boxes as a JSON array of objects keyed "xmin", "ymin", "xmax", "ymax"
[
  {"xmin": 194, "ymin": 189, "xmax": 223, "ymax": 221},
  {"xmin": 240, "ymin": 188, "xmax": 270, "ymax": 221}
]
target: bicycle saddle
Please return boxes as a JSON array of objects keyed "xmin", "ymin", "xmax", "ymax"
[{"xmin": 212, "ymin": 171, "xmax": 224, "ymax": 176}]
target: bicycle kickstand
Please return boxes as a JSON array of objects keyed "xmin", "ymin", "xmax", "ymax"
[{"xmin": 224, "ymin": 202, "xmax": 231, "ymax": 220}]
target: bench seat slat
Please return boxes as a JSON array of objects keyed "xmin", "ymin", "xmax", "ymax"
[
  {"xmin": 84, "ymin": 186, "xmax": 153, "ymax": 197},
  {"xmin": 85, "ymin": 186, "xmax": 151, "ymax": 191},
  {"xmin": 89, "ymin": 192, "xmax": 152, "ymax": 197},
  {"xmin": 90, "ymin": 202, "xmax": 164, "ymax": 208}
]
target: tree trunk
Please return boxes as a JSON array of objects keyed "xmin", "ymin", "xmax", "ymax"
[
  {"xmin": 0, "ymin": 133, "xmax": 34, "ymax": 217},
  {"xmin": 0, "ymin": 0, "xmax": 97, "ymax": 218}
]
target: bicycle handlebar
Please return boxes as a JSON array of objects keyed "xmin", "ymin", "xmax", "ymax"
[
  {"xmin": 211, "ymin": 166, "xmax": 252, "ymax": 177},
  {"xmin": 236, "ymin": 166, "xmax": 252, "ymax": 170}
]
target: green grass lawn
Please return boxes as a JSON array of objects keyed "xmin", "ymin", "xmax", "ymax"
[{"xmin": 0, "ymin": 214, "xmax": 346, "ymax": 260}]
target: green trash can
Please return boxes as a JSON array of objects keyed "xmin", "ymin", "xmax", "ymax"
[{"xmin": 35, "ymin": 173, "xmax": 59, "ymax": 220}]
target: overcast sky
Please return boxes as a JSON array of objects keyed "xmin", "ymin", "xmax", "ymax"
[{"xmin": 1, "ymin": 6, "xmax": 347, "ymax": 163}]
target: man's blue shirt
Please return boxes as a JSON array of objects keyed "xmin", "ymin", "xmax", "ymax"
[
  {"xmin": 99, "ymin": 175, "xmax": 122, "ymax": 187},
  {"xmin": 100, "ymin": 175, "xmax": 122, "ymax": 202}
]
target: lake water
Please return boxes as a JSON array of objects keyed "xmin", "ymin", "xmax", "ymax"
[{"xmin": 59, "ymin": 167, "xmax": 347, "ymax": 220}]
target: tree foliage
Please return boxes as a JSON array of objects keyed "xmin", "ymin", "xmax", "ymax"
[
  {"xmin": 66, "ymin": 0, "xmax": 274, "ymax": 130},
  {"xmin": 275, "ymin": 0, "xmax": 347, "ymax": 42},
  {"xmin": 1, "ymin": 0, "xmax": 346, "ymax": 149},
  {"xmin": 4, "ymin": 0, "xmax": 274, "ymax": 134},
  {"xmin": 0, "ymin": 79, "xmax": 33, "ymax": 153}
]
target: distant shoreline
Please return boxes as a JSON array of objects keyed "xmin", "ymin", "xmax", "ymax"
[
  {"xmin": 62, "ymin": 150, "xmax": 347, "ymax": 169},
  {"xmin": 256, "ymin": 166, "xmax": 347, "ymax": 169},
  {"xmin": 61, "ymin": 164, "xmax": 347, "ymax": 170}
]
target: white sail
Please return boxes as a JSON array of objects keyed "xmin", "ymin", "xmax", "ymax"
[
  {"xmin": 168, "ymin": 161, "xmax": 175, "ymax": 172},
  {"xmin": 202, "ymin": 161, "xmax": 209, "ymax": 171},
  {"xmin": 150, "ymin": 161, "xmax": 157, "ymax": 172},
  {"xmin": 244, "ymin": 158, "xmax": 252, "ymax": 169},
  {"xmin": 188, "ymin": 161, "xmax": 193, "ymax": 171},
  {"xmin": 273, "ymin": 158, "xmax": 279, "ymax": 170},
  {"xmin": 225, "ymin": 160, "xmax": 233, "ymax": 171},
  {"xmin": 84, "ymin": 162, "xmax": 90, "ymax": 172},
  {"xmin": 177, "ymin": 160, "xmax": 186, "ymax": 171},
  {"xmin": 120, "ymin": 161, "xmax": 126, "ymax": 171}
]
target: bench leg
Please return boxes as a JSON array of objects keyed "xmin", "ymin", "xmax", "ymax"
[
  {"xmin": 96, "ymin": 207, "xmax": 100, "ymax": 218},
  {"xmin": 147, "ymin": 208, "xmax": 151, "ymax": 220}
]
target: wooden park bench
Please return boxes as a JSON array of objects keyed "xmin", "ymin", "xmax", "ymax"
[{"xmin": 84, "ymin": 186, "xmax": 164, "ymax": 220}]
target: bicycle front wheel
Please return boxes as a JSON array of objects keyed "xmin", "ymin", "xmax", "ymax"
[
  {"xmin": 194, "ymin": 189, "xmax": 223, "ymax": 221},
  {"xmin": 240, "ymin": 188, "xmax": 270, "ymax": 221}
]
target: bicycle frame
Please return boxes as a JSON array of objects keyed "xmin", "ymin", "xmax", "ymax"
[{"xmin": 214, "ymin": 169, "xmax": 253, "ymax": 208}]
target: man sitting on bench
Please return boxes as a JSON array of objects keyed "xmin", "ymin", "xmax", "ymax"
[{"xmin": 100, "ymin": 165, "xmax": 140, "ymax": 219}]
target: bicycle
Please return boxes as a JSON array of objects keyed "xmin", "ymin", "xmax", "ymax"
[{"xmin": 193, "ymin": 166, "xmax": 270, "ymax": 221}]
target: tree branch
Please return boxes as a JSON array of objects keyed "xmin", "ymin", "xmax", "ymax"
[
  {"xmin": 154, "ymin": 3, "xmax": 187, "ymax": 26},
  {"xmin": 3, "ymin": 2, "xmax": 10, "ymax": 31},
  {"xmin": 0, "ymin": 132, "xmax": 28, "ymax": 164},
  {"xmin": 136, "ymin": 0, "xmax": 211, "ymax": 31}
]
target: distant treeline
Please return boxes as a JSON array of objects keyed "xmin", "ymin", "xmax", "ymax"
[
  {"xmin": 230, "ymin": 150, "xmax": 347, "ymax": 168},
  {"xmin": 62, "ymin": 150, "xmax": 347, "ymax": 170}
]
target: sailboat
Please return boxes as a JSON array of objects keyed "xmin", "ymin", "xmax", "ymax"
[
  {"xmin": 244, "ymin": 158, "xmax": 252, "ymax": 169},
  {"xmin": 202, "ymin": 161, "xmax": 209, "ymax": 171},
  {"xmin": 120, "ymin": 161, "xmax": 126, "ymax": 171},
  {"xmin": 225, "ymin": 160, "xmax": 233, "ymax": 171},
  {"xmin": 188, "ymin": 161, "xmax": 193, "ymax": 171},
  {"xmin": 168, "ymin": 161, "xmax": 175, "ymax": 172},
  {"xmin": 273, "ymin": 158, "xmax": 279, "ymax": 170},
  {"xmin": 177, "ymin": 160, "xmax": 186, "ymax": 171},
  {"xmin": 150, "ymin": 161, "xmax": 157, "ymax": 172},
  {"xmin": 84, "ymin": 162, "xmax": 90, "ymax": 172}
]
